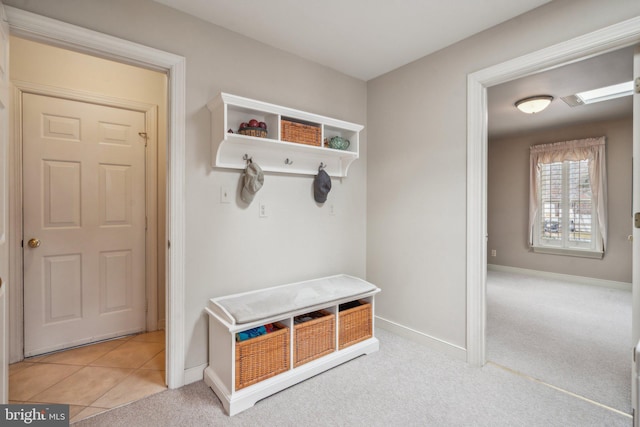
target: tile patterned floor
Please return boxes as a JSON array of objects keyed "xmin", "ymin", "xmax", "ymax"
[{"xmin": 9, "ymin": 331, "xmax": 166, "ymax": 423}]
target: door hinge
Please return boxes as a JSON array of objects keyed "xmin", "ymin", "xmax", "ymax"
[
  {"xmin": 145, "ymin": 216, "xmax": 148, "ymax": 231},
  {"xmin": 636, "ymin": 77, "xmax": 640, "ymax": 94},
  {"xmin": 635, "ymin": 212, "xmax": 640, "ymax": 228}
]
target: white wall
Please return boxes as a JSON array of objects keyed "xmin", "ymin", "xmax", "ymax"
[
  {"xmin": 4, "ymin": 0, "xmax": 368, "ymax": 370},
  {"xmin": 367, "ymin": 0, "xmax": 640, "ymax": 351}
]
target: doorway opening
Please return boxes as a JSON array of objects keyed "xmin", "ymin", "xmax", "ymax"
[
  {"xmin": 484, "ymin": 46, "xmax": 634, "ymax": 414},
  {"xmin": 8, "ymin": 37, "xmax": 169, "ymax": 421},
  {"xmin": 466, "ymin": 12, "xmax": 640, "ymax": 418},
  {"xmin": 5, "ymin": 5, "xmax": 186, "ymax": 390},
  {"xmin": 12, "ymin": 37, "xmax": 167, "ymax": 357}
]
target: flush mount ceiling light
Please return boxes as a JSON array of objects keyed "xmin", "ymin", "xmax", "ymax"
[
  {"xmin": 514, "ymin": 95, "xmax": 554, "ymax": 114},
  {"xmin": 561, "ymin": 80, "xmax": 634, "ymax": 107}
]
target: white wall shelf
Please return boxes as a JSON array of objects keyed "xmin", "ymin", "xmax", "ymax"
[{"xmin": 208, "ymin": 93, "xmax": 363, "ymax": 177}]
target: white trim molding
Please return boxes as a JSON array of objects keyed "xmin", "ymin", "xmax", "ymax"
[
  {"xmin": 184, "ymin": 363, "xmax": 208, "ymax": 385},
  {"xmin": 488, "ymin": 264, "xmax": 632, "ymax": 292},
  {"xmin": 466, "ymin": 15, "xmax": 640, "ymax": 366},
  {"xmin": 6, "ymin": 6, "xmax": 187, "ymax": 389},
  {"xmin": 375, "ymin": 316, "xmax": 467, "ymax": 362}
]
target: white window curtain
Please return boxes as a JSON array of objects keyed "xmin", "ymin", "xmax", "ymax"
[{"xmin": 529, "ymin": 136, "xmax": 607, "ymax": 250}]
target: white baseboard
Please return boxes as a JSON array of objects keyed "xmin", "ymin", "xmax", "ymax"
[
  {"xmin": 184, "ymin": 363, "xmax": 208, "ymax": 385},
  {"xmin": 375, "ymin": 316, "xmax": 467, "ymax": 362},
  {"xmin": 487, "ymin": 264, "xmax": 632, "ymax": 291}
]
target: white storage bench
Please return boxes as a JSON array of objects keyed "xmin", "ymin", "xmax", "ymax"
[{"xmin": 204, "ymin": 274, "xmax": 381, "ymax": 416}]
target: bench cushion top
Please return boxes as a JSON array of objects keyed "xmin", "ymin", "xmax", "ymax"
[{"xmin": 208, "ymin": 274, "xmax": 379, "ymax": 325}]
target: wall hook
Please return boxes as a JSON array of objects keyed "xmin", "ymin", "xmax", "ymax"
[
  {"xmin": 285, "ymin": 158, "xmax": 293, "ymax": 165},
  {"xmin": 318, "ymin": 162, "xmax": 326, "ymax": 171},
  {"xmin": 242, "ymin": 154, "xmax": 252, "ymax": 164}
]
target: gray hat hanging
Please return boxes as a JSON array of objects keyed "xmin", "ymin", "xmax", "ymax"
[
  {"xmin": 241, "ymin": 159, "xmax": 264, "ymax": 204},
  {"xmin": 314, "ymin": 166, "xmax": 331, "ymax": 203}
]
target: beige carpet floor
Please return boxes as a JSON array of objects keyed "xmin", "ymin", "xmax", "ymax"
[
  {"xmin": 487, "ymin": 269, "xmax": 631, "ymax": 414},
  {"xmin": 74, "ymin": 328, "xmax": 630, "ymax": 426}
]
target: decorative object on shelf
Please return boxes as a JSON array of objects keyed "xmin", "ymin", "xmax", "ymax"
[
  {"xmin": 314, "ymin": 165, "xmax": 331, "ymax": 203},
  {"xmin": 238, "ymin": 118, "xmax": 268, "ymax": 138},
  {"xmin": 326, "ymin": 136, "xmax": 350, "ymax": 150},
  {"xmin": 238, "ymin": 127, "xmax": 267, "ymax": 137},
  {"xmin": 241, "ymin": 158, "xmax": 264, "ymax": 204}
]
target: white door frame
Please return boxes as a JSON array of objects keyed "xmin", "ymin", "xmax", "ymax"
[
  {"xmin": 5, "ymin": 6, "xmax": 186, "ymax": 388},
  {"xmin": 13, "ymin": 82, "xmax": 159, "ymax": 356},
  {"xmin": 466, "ymin": 16, "xmax": 640, "ymax": 366}
]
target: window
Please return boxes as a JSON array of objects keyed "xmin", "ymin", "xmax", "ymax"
[
  {"xmin": 535, "ymin": 159, "xmax": 599, "ymax": 251},
  {"xmin": 529, "ymin": 137, "xmax": 607, "ymax": 258}
]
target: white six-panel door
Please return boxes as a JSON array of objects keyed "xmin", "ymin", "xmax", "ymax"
[{"xmin": 22, "ymin": 93, "xmax": 147, "ymax": 356}]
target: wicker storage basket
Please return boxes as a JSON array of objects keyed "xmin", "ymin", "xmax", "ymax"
[
  {"xmin": 294, "ymin": 310, "xmax": 335, "ymax": 367},
  {"xmin": 238, "ymin": 127, "xmax": 267, "ymax": 138},
  {"xmin": 281, "ymin": 118, "xmax": 321, "ymax": 146},
  {"xmin": 235, "ymin": 322, "xmax": 289, "ymax": 390},
  {"xmin": 338, "ymin": 301, "xmax": 372, "ymax": 350}
]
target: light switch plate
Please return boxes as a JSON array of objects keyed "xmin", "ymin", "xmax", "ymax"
[{"xmin": 220, "ymin": 186, "xmax": 231, "ymax": 204}]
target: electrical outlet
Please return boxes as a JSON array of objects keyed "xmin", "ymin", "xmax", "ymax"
[
  {"xmin": 329, "ymin": 204, "xmax": 336, "ymax": 216},
  {"xmin": 491, "ymin": 249, "xmax": 497, "ymax": 257},
  {"xmin": 259, "ymin": 202, "xmax": 268, "ymax": 218},
  {"xmin": 220, "ymin": 186, "xmax": 231, "ymax": 204}
]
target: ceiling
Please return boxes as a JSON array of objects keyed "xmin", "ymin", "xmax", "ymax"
[
  {"xmin": 152, "ymin": 0, "xmax": 551, "ymax": 81},
  {"xmin": 152, "ymin": 0, "xmax": 633, "ymax": 138},
  {"xmin": 488, "ymin": 46, "xmax": 634, "ymax": 139}
]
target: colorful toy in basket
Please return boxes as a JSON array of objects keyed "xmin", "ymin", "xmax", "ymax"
[{"xmin": 236, "ymin": 323, "xmax": 275, "ymax": 341}]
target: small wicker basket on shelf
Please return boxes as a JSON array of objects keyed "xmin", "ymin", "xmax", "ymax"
[
  {"xmin": 238, "ymin": 127, "xmax": 267, "ymax": 138},
  {"xmin": 281, "ymin": 118, "xmax": 321, "ymax": 146},
  {"xmin": 235, "ymin": 322, "xmax": 289, "ymax": 390}
]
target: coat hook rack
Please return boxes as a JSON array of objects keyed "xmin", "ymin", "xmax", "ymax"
[
  {"xmin": 242, "ymin": 154, "xmax": 252, "ymax": 164},
  {"xmin": 285, "ymin": 158, "xmax": 293, "ymax": 165}
]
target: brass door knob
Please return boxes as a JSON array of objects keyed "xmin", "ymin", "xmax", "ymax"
[{"xmin": 28, "ymin": 238, "xmax": 41, "ymax": 248}]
